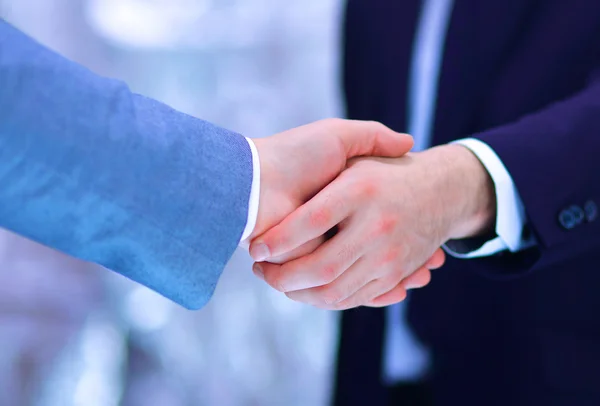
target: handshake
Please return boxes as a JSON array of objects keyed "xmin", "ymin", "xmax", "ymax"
[{"xmin": 245, "ymin": 119, "xmax": 496, "ymax": 310}]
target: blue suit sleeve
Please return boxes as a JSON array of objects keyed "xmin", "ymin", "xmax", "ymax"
[{"xmin": 0, "ymin": 20, "xmax": 253, "ymax": 309}]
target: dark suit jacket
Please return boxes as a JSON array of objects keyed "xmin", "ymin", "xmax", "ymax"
[{"xmin": 335, "ymin": 1, "xmax": 600, "ymax": 405}]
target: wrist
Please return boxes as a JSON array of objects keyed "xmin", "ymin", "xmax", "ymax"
[
  {"xmin": 248, "ymin": 138, "xmax": 296, "ymax": 241},
  {"xmin": 424, "ymin": 144, "xmax": 496, "ymax": 240},
  {"xmin": 248, "ymin": 138, "xmax": 272, "ymax": 240}
]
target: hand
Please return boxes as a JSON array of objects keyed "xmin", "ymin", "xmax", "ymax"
[
  {"xmin": 248, "ymin": 118, "xmax": 415, "ymax": 262},
  {"xmin": 249, "ymin": 144, "xmax": 496, "ymax": 310}
]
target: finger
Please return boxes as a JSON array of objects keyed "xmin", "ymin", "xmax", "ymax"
[
  {"xmin": 284, "ymin": 249, "xmax": 434, "ymax": 308},
  {"xmin": 330, "ymin": 260, "xmax": 434, "ymax": 309},
  {"xmin": 333, "ymin": 119, "xmax": 414, "ymax": 159},
  {"xmin": 284, "ymin": 257, "xmax": 372, "ymax": 306},
  {"xmin": 250, "ymin": 177, "xmax": 353, "ymax": 262},
  {"xmin": 366, "ymin": 267, "xmax": 431, "ymax": 307},
  {"xmin": 332, "ymin": 277, "xmax": 400, "ymax": 310},
  {"xmin": 253, "ymin": 236, "xmax": 322, "ymax": 281},
  {"xmin": 267, "ymin": 236, "xmax": 323, "ymax": 264},
  {"xmin": 366, "ymin": 284, "xmax": 408, "ymax": 308},
  {"xmin": 366, "ymin": 266, "xmax": 432, "ymax": 308},
  {"xmin": 400, "ymin": 267, "xmax": 432, "ymax": 290},
  {"xmin": 424, "ymin": 248, "xmax": 446, "ymax": 269},
  {"xmin": 254, "ymin": 222, "xmax": 365, "ymax": 292}
]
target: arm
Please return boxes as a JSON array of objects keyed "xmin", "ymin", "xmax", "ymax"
[
  {"xmin": 444, "ymin": 138, "xmax": 535, "ymax": 258},
  {"xmin": 0, "ymin": 20, "xmax": 253, "ymax": 309},
  {"xmin": 467, "ymin": 73, "xmax": 600, "ymax": 276},
  {"xmin": 0, "ymin": 20, "xmax": 416, "ymax": 309},
  {"xmin": 249, "ymin": 74, "xmax": 600, "ymax": 308}
]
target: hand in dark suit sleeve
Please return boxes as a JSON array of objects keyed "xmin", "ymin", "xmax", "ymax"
[
  {"xmin": 470, "ymin": 72, "xmax": 600, "ymax": 276},
  {"xmin": 247, "ymin": 71, "xmax": 600, "ymax": 309}
]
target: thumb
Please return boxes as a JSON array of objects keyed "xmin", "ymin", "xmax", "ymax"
[{"xmin": 335, "ymin": 119, "xmax": 414, "ymax": 159}]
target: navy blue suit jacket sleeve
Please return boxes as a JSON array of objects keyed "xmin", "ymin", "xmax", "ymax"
[
  {"xmin": 0, "ymin": 20, "xmax": 253, "ymax": 309},
  {"xmin": 470, "ymin": 73, "xmax": 600, "ymax": 276}
]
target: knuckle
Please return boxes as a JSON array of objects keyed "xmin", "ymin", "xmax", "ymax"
[
  {"xmin": 382, "ymin": 216, "xmax": 400, "ymax": 233},
  {"xmin": 375, "ymin": 216, "xmax": 399, "ymax": 237},
  {"xmin": 367, "ymin": 120, "xmax": 390, "ymax": 139},
  {"xmin": 356, "ymin": 179, "xmax": 378, "ymax": 199},
  {"xmin": 308, "ymin": 206, "xmax": 332, "ymax": 229},
  {"xmin": 266, "ymin": 230, "xmax": 288, "ymax": 251},
  {"xmin": 377, "ymin": 247, "xmax": 402, "ymax": 266},
  {"xmin": 318, "ymin": 264, "xmax": 340, "ymax": 285},
  {"xmin": 366, "ymin": 120, "xmax": 384, "ymax": 130}
]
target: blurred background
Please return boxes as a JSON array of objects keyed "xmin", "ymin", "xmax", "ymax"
[{"xmin": 0, "ymin": 1, "xmax": 344, "ymax": 405}]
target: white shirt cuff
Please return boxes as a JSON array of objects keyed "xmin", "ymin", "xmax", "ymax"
[
  {"xmin": 443, "ymin": 138, "xmax": 536, "ymax": 259},
  {"xmin": 239, "ymin": 137, "xmax": 260, "ymax": 248}
]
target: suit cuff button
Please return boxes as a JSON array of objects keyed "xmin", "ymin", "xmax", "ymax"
[
  {"xmin": 584, "ymin": 200, "xmax": 598, "ymax": 222},
  {"xmin": 558, "ymin": 208, "xmax": 577, "ymax": 230}
]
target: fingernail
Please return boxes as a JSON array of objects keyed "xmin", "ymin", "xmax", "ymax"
[
  {"xmin": 405, "ymin": 283, "xmax": 420, "ymax": 290},
  {"xmin": 250, "ymin": 243, "xmax": 271, "ymax": 262},
  {"xmin": 253, "ymin": 263, "xmax": 264, "ymax": 280}
]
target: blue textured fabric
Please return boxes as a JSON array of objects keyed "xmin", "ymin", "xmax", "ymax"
[{"xmin": 0, "ymin": 20, "xmax": 253, "ymax": 310}]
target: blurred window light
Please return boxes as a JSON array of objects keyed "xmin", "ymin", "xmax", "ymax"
[
  {"xmin": 73, "ymin": 318, "xmax": 125, "ymax": 406},
  {"xmin": 124, "ymin": 286, "xmax": 174, "ymax": 332},
  {"xmin": 85, "ymin": 0, "xmax": 212, "ymax": 48},
  {"xmin": 84, "ymin": 0, "xmax": 274, "ymax": 49}
]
